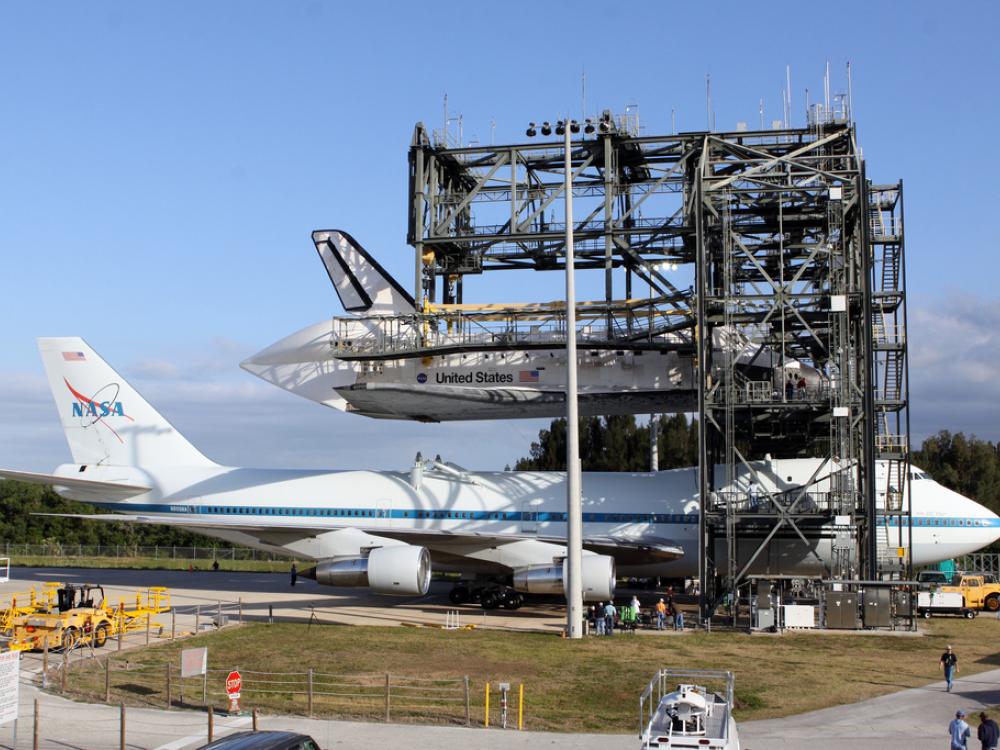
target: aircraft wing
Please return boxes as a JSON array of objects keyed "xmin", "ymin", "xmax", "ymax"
[
  {"xmin": 0, "ymin": 470, "xmax": 150, "ymax": 498},
  {"xmin": 34, "ymin": 513, "xmax": 684, "ymax": 564}
]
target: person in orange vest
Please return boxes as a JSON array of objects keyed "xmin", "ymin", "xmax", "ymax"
[{"xmin": 655, "ymin": 598, "xmax": 667, "ymax": 630}]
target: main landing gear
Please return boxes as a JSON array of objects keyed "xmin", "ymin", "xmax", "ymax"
[{"xmin": 449, "ymin": 583, "xmax": 524, "ymax": 610}]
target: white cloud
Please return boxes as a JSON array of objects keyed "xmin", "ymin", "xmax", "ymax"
[{"xmin": 908, "ymin": 293, "xmax": 1000, "ymax": 443}]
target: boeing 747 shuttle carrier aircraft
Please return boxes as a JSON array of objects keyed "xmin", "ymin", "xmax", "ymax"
[{"xmin": 1, "ymin": 338, "xmax": 996, "ymax": 609}]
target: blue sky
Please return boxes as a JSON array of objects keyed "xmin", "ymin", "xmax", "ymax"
[{"xmin": 1, "ymin": 1, "xmax": 998, "ymax": 471}]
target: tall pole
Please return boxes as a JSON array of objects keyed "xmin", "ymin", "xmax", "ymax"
[{"xmin": 564, "ymin": 120, "xmax": 584, "ymax": 639}]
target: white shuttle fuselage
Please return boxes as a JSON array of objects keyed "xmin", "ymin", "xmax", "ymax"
[{"xmin": 240, "ymin": 230, "xmax": 813, "ymax": 423}]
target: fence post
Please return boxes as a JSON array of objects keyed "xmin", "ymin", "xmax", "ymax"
[
  {"xmin": 384, "ymin": 673, "xmax": 390, "ymax": 722},
  {"xmin": 42, "ymin": 642, "xmax": 48, "ymax": 689},
  {"xmin": 484, "ymin": 682, "xmax": 490, "ymax": 728},
  {"xmin": 166, "ymin": 663, "xmax": 172, "ymax": 709},
  {"xmin": 307, "ymin": 669, "xmax": 314, "ymax": 717},
  {"xmin": 119, "ymin": 703, "xmax": 126, "ymax": 750},
  {"xmin": 217, "ymin": 600, "xmax": 222, "ymax": 627},
  {"xmin": 32, "ymin": 698, "xmax": 38, "ymax": 750},
  {"xmin": 61, "ymin": 648, "xmax": 67, "ymax": 694},
  {"xmin": 117, "ymin": 606, "xmax": 123, "ymax": 651},
  {"xmin": 238, "ymin": 598, "xmax": 243, "ymax": 625},
  {"xmin": 252, "ymin": 707, "xmax": 259, "ymax": 731},
  {"xmin": 207, "ymin": 706, "xmax": 214, "ymax": 743},
  {"xmin": 145, "ymin": 613, "xmax": 151, "ymax": 646},
  {"xmin": 518, "ymin": 683, "xmax": 524, "ymax": 730},
  {"xmin": 196, "ymin": 605, "xmax": 201, "ymax": 633},
  {"xmin": 464, "ymin": 676, "xmax": 471, "ymax": 726},
  {"xmin": 105, "ymin": 658, "xmax": 111, "ymax": 703},
  {"xmin": 171, "ymin": 610, "xmax": 176, "ymax": 641}
]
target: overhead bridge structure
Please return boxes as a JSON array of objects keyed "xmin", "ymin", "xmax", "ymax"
[{"xmin": 404, "ymin": 106, "xmax": 911, "ymax": 617}]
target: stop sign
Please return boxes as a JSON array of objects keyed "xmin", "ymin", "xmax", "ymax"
[{"xmin": 226, "ymin": 671, "xmax": 242, "ymax": 697}]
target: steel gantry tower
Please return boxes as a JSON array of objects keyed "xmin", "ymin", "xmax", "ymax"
[{"xmin": 406, "ymin": 108, "xmax": 910, "ymax": 621}]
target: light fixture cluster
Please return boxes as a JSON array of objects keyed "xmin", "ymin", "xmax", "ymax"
[{"xmin": 526, "ymin": 117, "xmax": 599, "ymax": 138}]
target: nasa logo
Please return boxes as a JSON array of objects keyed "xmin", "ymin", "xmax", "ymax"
[
  {"xmin": 71, "ymin": 401, "xmax": 125, "ymax": 418},
  {"xmin": 63, "ymin": 379, "xmax": 133, "ymax": 444},
  {"xmin": 416, "ymin": 372, "xmax": 428, "ymax": 384},
  {"xmin": 65, "ymin": 380, "xmax": 128, "ymax": 420}
]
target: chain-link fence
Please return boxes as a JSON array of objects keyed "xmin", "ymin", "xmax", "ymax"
[{"xmin": 0, "ymin": 543, "xmax": 292, "ymax": 561}]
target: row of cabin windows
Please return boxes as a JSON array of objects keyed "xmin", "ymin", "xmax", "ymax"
[
  {"xmin": 910, "ymin": 518, "xmax": 990, "ymax": 527},
  {"xmin": 196, "ymin": 507, "xmax": 691, "ymax": 523}
]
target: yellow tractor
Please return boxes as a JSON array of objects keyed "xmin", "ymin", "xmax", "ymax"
[{"xmin": 9, "ymin": 583, "xmax": 114, "ymax": 652}]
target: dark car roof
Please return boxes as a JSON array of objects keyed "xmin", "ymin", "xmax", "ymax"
[{"xmin": 197, "ymin": 730, "xmax": 315, "ymax": 750}]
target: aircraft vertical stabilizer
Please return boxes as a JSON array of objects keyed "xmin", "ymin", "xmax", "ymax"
[
  {"xmin": 37, "ymin": 337, "xmax": 215, "ymax": 467},
  {"xmin": 312, "ymin": 230, "xmax": 415, "ymax": 315}
]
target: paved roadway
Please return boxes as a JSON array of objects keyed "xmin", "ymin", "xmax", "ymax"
[{"xmin": 0, "ymin": 568, "xmax": 996, "ymax": 749}]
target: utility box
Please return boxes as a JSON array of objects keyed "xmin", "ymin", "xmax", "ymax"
[
  {"xmin": 824, "ymin": 591, "xmax": 858, "ymax": 629},
  {"xmin": 863, "ymin": 588, "xmax": 891, "ymax": 627},
  {"xmin": 755, "ymin": 606, "xmax": 776, "ymax": 631},
  {"xmin": 894, "ymin": 589, "xmax": 913, "ymax": 617}
]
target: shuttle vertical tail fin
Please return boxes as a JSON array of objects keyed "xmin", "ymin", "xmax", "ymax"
[
  {"xmin": 37, "ymin": 338, "xmax": 215, "ymax": 467},
  {"xmin": 312, "ymin": 230, "xmax": 416, "ymax": 315}
]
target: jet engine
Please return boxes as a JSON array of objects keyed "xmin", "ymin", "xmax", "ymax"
[
  {"xmin": 305, "ymin": 545, "xmax": 431, "ymax": 596},
  {"xmin": 511, "ymin": 554, "xmax": 615, "ymax": 601}
]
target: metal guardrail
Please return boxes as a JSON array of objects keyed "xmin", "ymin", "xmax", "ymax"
[{"xmin": 331, "ymin": 306, "xmax": 693, "ymax": 359}]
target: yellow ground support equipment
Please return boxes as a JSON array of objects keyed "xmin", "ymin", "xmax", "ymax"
[
  {"xmin": 6, "ymin": 584, "xmax": 172, "ymax": 652},
  {"xmin": 0, "ymin": 582, "xmax": 62, "ymax": 635},
  {"xmin": 941, "ymin": 574, "xmax": 1000, "ymax": 611}
]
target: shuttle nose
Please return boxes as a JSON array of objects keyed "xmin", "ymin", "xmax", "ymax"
[{"xmin": 241, "ymin": 320, "xmax": 334, "ymax": 372}]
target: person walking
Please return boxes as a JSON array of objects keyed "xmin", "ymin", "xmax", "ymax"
[
  {"xmin": 603, "ymin": 600, "xmax": 617, "ymax": 636},
  {"xmin": 290, "ymin": 562, "xmax": 298, "ymax": 587},
  {"xmin": 978, "ymin": 712, "xmax": 999, "ymax": 750},
  {"xmin": 941, "ymin": 645, "xmax": 960, "ymax": 692},
  {"xmin": 951, "ymin": 710, "xmax": 972, "ymax": 750},
  {"xmin": 595, "ymin": 603, "xmax": 606, "ymax": 636},
  {"xmin": 655, "ymin": 598, "xmax": 667, "ymax": 630}
]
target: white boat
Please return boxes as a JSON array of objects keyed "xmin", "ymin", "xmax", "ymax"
[{"xmin": 640, "ymin": 669, "xmax": 739, "ymax": 749}]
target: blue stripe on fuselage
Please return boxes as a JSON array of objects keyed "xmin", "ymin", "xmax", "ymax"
[{"xmin": 86, "ymin": 501, "xmax": 999, "ymax": 528}]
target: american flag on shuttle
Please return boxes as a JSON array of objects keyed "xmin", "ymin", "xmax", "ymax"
[
  {"xmin": 519, "ymin": 370, "xmax": 540, "ymax": 383},
  {"xmin": 62, "ymin": 351, "xmax": 86, "ymax": 362}
]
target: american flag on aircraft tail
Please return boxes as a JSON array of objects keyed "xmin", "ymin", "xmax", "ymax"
[
  {"xmin": 62, "ymin": 352, "xmax": 86, "ymax": 362},
  {"xmin": 519, "ymin": 370, "xmax": 539, "ymax": 383}
]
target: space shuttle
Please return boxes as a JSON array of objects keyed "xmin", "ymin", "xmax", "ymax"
[
  {"xmin": 1, "ymin": 338, "xmax": 996, "ymax": 610},
  {"xmin": 241, "ymin": 231, "xmax": 819, "ymax": 422}
]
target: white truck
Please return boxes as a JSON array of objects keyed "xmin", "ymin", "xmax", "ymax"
[{"xmin": 916, "ymin": 591, "xmax": 976, "ymax": 619}]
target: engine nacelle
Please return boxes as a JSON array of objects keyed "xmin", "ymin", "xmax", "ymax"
[
  {"xmin": 512, "ymin": 554, "xmax": 615, "ymax": 602},
  {"xmin": 310, "ymin": 545, "xmax": 431, "ymax": 596}
]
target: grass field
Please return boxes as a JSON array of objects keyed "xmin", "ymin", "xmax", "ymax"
[{"xmin": 59, "ymin": 616, "xmax": 1000, "ymax": 732}]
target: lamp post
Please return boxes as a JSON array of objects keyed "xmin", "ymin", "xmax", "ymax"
[{"xmin": 527, "ymin": 116, "xmax": 592, "ymax": 638}]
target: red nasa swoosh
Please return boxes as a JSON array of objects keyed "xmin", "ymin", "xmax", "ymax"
[{"xmin": 64, "ymin": 378, "xmax": 134, "ymax": 444}]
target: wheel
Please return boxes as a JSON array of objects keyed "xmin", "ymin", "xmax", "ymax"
[
  {"xmin": 965, "ymin": 609, "xmax": 977, "ymax": 619},
  {"xmin": 480, "ymin": 590, "xmax": 501, "ymax": 610},
  {"xmin": 984, "ymin": 594, "xmax": 999, "ymax": 612},
  {"xmin": 922, "ymin": 610, "xmax": 931, "ymax": 619},
  {"xmin": 449, "ymin": 586, "xmax": 470, "ymax": 605},
  {"xmin": 93, "ymin": 623, "xmax": 109, "ymax": 648},
  {"xmin": 501, "ymin": 591, "xmax": 524, "ymax": 610},
  {"xmin": 61, "ymin": 627, "xmax": 78, "ymax": 651}
]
